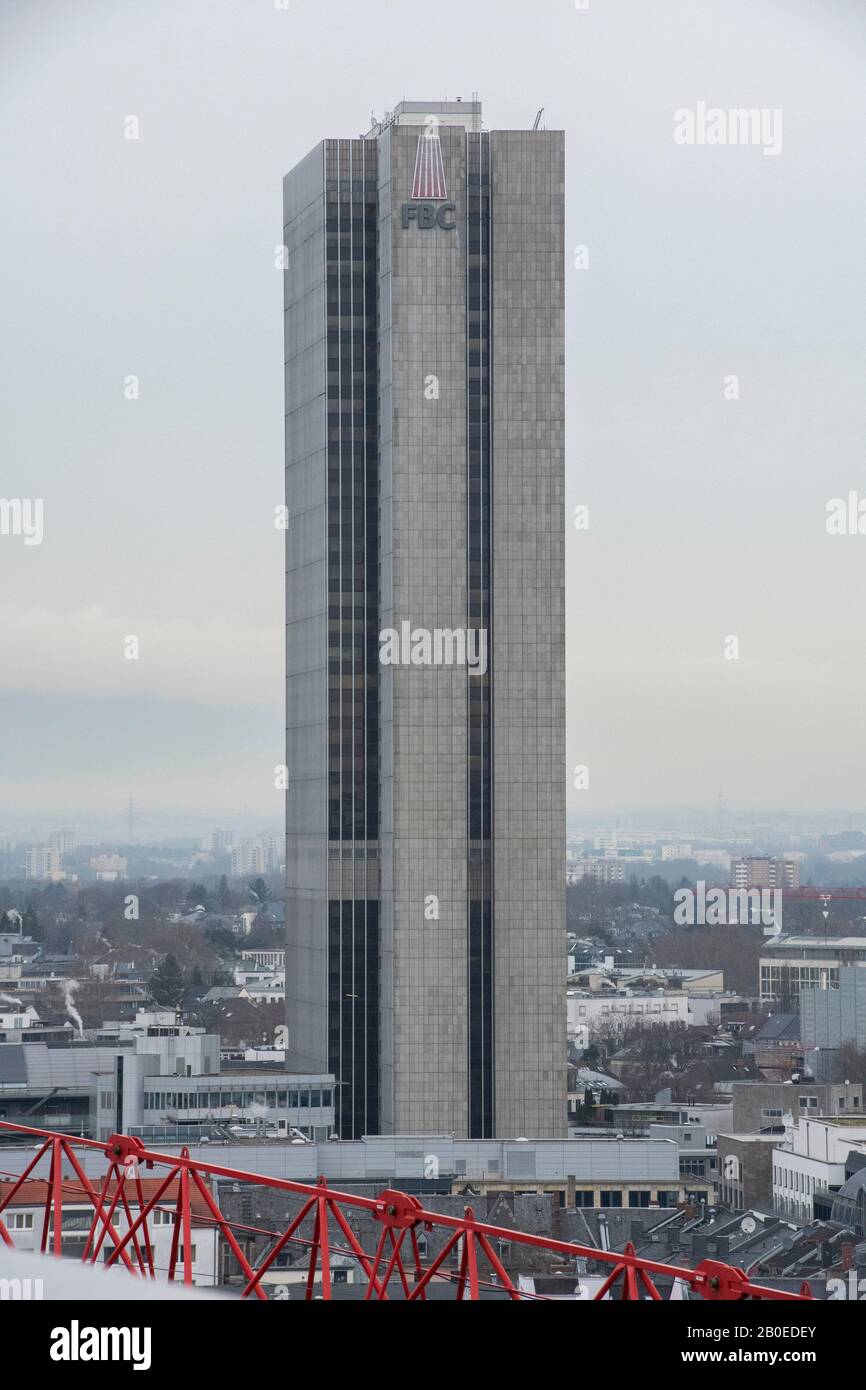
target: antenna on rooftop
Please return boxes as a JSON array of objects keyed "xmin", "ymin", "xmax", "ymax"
[{"xmin": 533, "ymin": 108, "xmax": 545, "ymax": 130}]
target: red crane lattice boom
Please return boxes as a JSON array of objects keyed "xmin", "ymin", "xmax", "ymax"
[{"xmin": 0, "ymin": 1121, "xmax": 812, "ymax": 1301}]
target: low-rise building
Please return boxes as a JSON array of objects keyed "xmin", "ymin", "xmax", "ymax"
[
  {"xmin": 760, "ymin": 936, "xmax": 866, "ymax": 1003},
  {"xmin": 716, "ymin": 1133, "xmax": 778, "ymax": 1210},
  {"xmin": 0, "ymin": 1133, "xmax": 713, "ymax": 1215},
  {"xmin": 607, "ymin": 1100, "xmax": 733, "ymax": 1137},
  {"xmin": 670, "ymin": 1057, "xmax": 760, "ymax": 1099},
  {"xmin": 567, "ymin": 990, "xmax": 691, "ymax": 1038},
  {"xmin": 772, "ymin": 1117, "xmax": 866, "ymax": 1222},
  {"xmin": 240, "ymin": 948, "xmax": 285, "ymax": 972},
  {"xmin": 741, "ymin": 1013, "xmax": 801, "ymax": 1075},
  {"xmin": 648, "ymin": 1121, "xmax": 719, "ymax": 1184},
  {"xmin": 0, "ymin": 1023, "xmax": 335, "ymax": 1143},
  {"xmin": 88, "ymin": 854, "xmax": 128, "ymax": 880},
  {"xmin": 233, "ymin": 966, "xmax": 285, "ymax": 1004},
  {"xmin": 0, "ymin": 1176, "xmax": 218, "ymax": 1286},
  {"xmin": 731, "ymin": 1079, "xmax": 863, "ymax": 1134},
  {"xmin": 252, "ymin": 1248, "xmax": 357, "ymax": 1295},
  {"xmin": 568, "ymin": 965, "xmax": 725, "ymax": 994},
  {"xmin": 0, "ymin": 1005, "xmax": 39, "ymax": 1040}
]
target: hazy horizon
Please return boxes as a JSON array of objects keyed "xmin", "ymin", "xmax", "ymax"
[{"xmin": 2, "ymin": 0, "xmax": 865, "ymax": 819}]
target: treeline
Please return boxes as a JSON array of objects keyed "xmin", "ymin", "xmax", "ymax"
[
  {"xmin": 567, "ymin": 874, "xmax": 675, "ymax": 926},
  {"xmin": 0, "ymin": 875, "xmax": 285, "ymax": 963}
]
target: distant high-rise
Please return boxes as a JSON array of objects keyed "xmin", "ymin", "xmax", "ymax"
[
  {"xmin": 25, "ymin": 847, "xmax": 63, "ymax": 881},
  {"xmin": 231, "ymin": 841, "xmax": 266, "ymax": 877},
  {"xmin": 283, "ymin": 100, "xmax": 566, "ymax": 1139},
  {"xmin": 731, "ymin": 856, "xmax": 800, "ymax": 890}
]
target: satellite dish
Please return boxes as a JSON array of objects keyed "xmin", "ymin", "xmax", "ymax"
[{"xmin": 740, "ymin": 1215, "xmax": 757, "ymax": 1235}]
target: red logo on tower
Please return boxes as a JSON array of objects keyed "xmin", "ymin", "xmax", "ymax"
[{"xmin": 411, "ymin": 128, "xmax": 447, "ymax": 200}]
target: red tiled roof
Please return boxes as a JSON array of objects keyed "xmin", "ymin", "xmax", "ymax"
[{"xmin": 0, "ymin": 1175, "xmax": 212, "ymax": 1218}]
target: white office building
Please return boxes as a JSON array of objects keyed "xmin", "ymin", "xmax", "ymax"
[
  {"xmin": 772, "ymin": 1116, "xmax": 866, "ymax": 1220},
  {"xmin": 567, "ymin": 990, "xmax": 691, "ymax": 1037}
]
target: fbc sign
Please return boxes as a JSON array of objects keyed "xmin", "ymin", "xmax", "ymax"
[{"xmin": 401, "ymin": 201, "xmax": 456, "ymax": 230}]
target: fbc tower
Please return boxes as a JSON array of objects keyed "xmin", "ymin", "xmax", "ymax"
[{"xmin": 283, "ymin": 100, "xmax": 565, "ymax": 1139}]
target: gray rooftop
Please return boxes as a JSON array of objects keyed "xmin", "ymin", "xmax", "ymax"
[{"xmin": 763, "ymin": 936, "xmax": 866, "ymax": 950}]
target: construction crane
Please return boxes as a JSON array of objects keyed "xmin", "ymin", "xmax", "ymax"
[
  {"xmin": 533, "ymin": 108, "xmax": 544, "ymax": 130},
  {"xmin": 0, "ymin": 1120, "xmax": 813, "ymax": 1302}
]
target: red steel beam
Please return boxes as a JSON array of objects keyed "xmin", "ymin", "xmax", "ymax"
[{"xmin": 0, "ymin": 1121, "xmax": 812, "ymax": 1300}]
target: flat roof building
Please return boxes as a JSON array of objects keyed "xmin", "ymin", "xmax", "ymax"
[
  {"xmin": 800, "ymin": 966, "xmax": 866, "ymax": 1051},
  {"xmin": 283, "ymin": 99, "xmax": 566, "ymax": 1139},
  {"xmin": 731, "ymin": 1078, "xmax": 863, "ymax": 1134},
  {"xmin": 773, "ymin": 1116, "xmax": 866, "ymax": 1223},
  {"xmin": 0, "ymin": 1036, "xmax": 335, "ymax": 1143},
  {"xmin": 731, "ymin": 856, "xmax": 799, "ymax": 890},
  {"xmin": 0, "ymin": 1133, "xmax": 709, "ymax": 1212},
  {"xmin": 760, "ymin": 936, "xmax": 866, "ymax": 1002}
]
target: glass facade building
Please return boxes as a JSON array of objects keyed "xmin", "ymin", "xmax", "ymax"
[{"xmin": 284, "ymin": 101, "xmax": 566, "ymax": 1139}]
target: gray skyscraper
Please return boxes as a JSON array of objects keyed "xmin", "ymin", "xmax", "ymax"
[{"xmin": 284, "ymin": 100, "xmax": 565, "ymax": 1140}]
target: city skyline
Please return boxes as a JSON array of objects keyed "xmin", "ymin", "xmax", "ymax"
[{"xmin": 2, "ymin": 0, "xmax": 866, "ymax": 1336}]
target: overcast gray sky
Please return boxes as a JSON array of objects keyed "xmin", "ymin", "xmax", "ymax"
[{"xmin": 1, "ymin": 0, "xmax": 864, "ymax": 829}]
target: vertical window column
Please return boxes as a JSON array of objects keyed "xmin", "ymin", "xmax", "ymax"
[{"xmin": 466, "ymin": 132, "xmax": 494, "ymax": 1139}]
